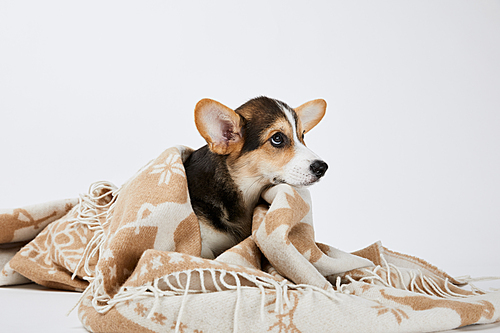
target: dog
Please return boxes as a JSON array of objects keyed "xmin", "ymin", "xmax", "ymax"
[{"xmin": 184, "ymin": 96, "xmax": 328, "ymax": 259}]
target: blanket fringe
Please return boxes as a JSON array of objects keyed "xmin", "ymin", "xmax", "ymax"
[
  {"xmin": 69, "ymin": 181, "xmax": 119, "ymax": 280},
  {"xmin": 454, "ymin": 275, "xmax": 500, "ymax": 293},
  {"xmin": 66, "ymin": 181, "xmax": 120, "ymax": 316},
  {"xmin": 343, "ymin": 253, "xmax": 500, "ymax": 298},
  {"xmin": 96, "ymin": 268, "xmax": 341, "ymax": 333}
]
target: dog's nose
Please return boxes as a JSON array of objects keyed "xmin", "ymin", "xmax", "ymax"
[{"xmin": 310, "ymin": 160, "xmax": 328, "ymax": 178}]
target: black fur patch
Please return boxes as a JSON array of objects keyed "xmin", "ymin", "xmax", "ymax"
[
  {"xmin": 236, "ymin": 97, "xmax": 296, "ymax": 154},
  {"xmin": 184, "ymin": 146, "xmax": 246, "ymax": 238}
]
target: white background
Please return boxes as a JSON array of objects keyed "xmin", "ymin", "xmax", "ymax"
[{"xmin": 1, "ymin": 1, "xmax": 499, "ymax": 332}]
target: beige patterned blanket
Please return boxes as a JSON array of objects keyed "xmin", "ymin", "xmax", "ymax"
[{"xmin": 1, "ymin": 146, "xmax": 499, "ymax": 332}]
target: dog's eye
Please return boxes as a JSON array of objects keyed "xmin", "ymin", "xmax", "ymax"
[
  {"xmin": 301, "ymin": 131, "xmax": 305, "ymax": 141},
  {"xmin": 270, "ymin": 132, "xmax": 286, "ymax": 147}
]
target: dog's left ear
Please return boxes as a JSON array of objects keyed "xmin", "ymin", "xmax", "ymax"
[
  {"xmin": 295, "ymin": 99, "xmax": 327, "ymax": 133},
  {"xmin": 195, "ymin": 98, "xmax": 243, "ymax": 155}
]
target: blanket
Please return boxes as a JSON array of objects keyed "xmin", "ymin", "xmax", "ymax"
[{"xmin": 1, "ymin": 146, "xmax": 499, "ymax": 332}]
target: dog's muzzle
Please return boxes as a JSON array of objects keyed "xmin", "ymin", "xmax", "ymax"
[{"xmin": 310, "ymin": 160, "xmax": 328, "ymax": 178}]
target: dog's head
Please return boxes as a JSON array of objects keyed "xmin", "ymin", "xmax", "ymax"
[{"xmin": 194, "ymin": 96, "xmax": 327, "ymax": 189}]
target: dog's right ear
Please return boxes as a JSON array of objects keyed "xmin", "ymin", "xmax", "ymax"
[
  {"xmin": 295, "ymin": 99, "xmax": 327, "ymax": 134},
  {"xmin": 195, "ymin": 99, "xmax": 243, "ymax": 155}
]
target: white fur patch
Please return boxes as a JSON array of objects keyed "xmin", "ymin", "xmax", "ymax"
[
  {"xmin": 277, "ymin": 103, "xmax": 322, "ymax": 186},
  {"xmin": 282, "ymin": 144, "xmax": 321, "ymax": 186},
  {"xmin": 280, "ymin": 103, "xmax": 300, "ymax": 142},
  {"xmin": 200, "ymin": 222, "xmax": 237, "ymax": 259}
]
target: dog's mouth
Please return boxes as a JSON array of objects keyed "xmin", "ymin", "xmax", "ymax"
[
  {"xmin": 272, "ymin": 177, "xmax": 284, "ymax": 185},
  {"xmin": 272, "ymin": 175, "xmax": 321, "ymax": 187}
]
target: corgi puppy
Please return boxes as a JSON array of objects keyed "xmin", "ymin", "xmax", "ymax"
[{"xmin": 184, "ymin": 96, "xmax": 328, "ymax": 259}]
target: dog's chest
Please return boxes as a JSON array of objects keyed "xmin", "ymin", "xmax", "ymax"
[{"xmin": 198, "ymin": 219, "xmax": 240, "ymax": 259}]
